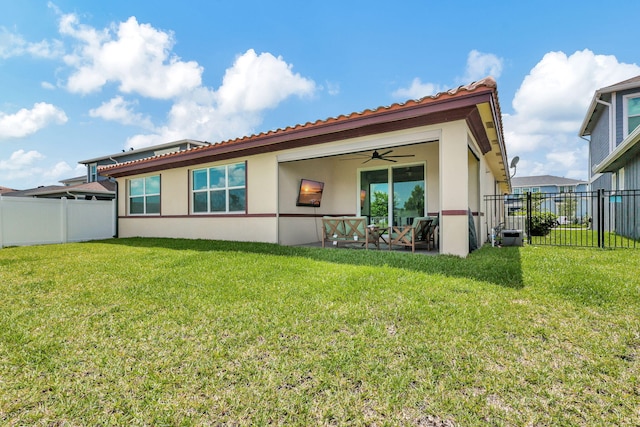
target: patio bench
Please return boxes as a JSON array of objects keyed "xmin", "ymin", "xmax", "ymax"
[{"xmin": 321, "ymin": 216, "xmax": 380, "ymax": 249}]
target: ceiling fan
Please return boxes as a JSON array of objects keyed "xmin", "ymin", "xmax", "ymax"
[{"xmin": 361, "ymin": 149, "xmax": 415, "ymax": 163}]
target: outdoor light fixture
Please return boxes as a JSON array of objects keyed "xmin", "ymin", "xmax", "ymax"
[{"xmin": 509, "ymin": 156, "xmax": 519, "ymax": 178}]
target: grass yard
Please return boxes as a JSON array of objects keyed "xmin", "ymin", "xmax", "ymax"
[
  {"xmin": 1, "ymin": 238, "xmax": 639, "ymax": 426},
  {"xmin": 530, "ymin": 228, "xmax": 640, "ymax": 249}
]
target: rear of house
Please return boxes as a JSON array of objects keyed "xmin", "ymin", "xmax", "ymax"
[{"xmin": 101, "ymin": 77, "xmax": 511, "ymax": 257}]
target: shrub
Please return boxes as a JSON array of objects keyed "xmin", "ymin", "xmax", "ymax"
[{"xmin": 528, "ymin": 211, "xmax": 558, "ymax": 236}]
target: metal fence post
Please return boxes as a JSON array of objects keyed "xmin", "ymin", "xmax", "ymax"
[
  {"xmin": 597, "ymin": 189, "xmax": 604, "ymax": 248},
  {"xmin": 526, "ymin": 192, "xmax": 532, "ymax": 244}
]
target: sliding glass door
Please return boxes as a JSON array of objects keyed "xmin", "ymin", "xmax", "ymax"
[{"xmin": 360, "ymin": 164, "xmax": 425, "ymax": 227}]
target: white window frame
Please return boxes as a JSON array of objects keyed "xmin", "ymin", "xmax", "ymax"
[
  {"xmin": 191, "ymin": 162, "xmax": 247, "ymax": 214},
  {"xmin": 128, "ymin": 175, "xmax": 161, "ymax": 215},
  {"xmin": 623, "ymin": 94, "xmax": 640, "ymax": 137},
  {"xmin": 619, "ymin": 168, "xmax": 625, "ymax": 191}
]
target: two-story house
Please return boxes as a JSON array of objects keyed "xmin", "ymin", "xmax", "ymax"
[
  {"xmin": 580, "ymin": 75, "xmax": 640, "ymax": 190},
  {"xmin": 580, "ymin": 76, "xmax": 640, "ymax": 240},
  {"xmin": 507, "ymin": 175, "xmax": 589, "ymax": 223},
  {"xmin": 511, "ymin": 175, "xmax": 589, "ymax": 195},
  {"xmin": 79, "ymin": 139, "xmax": 210, "ymax": 183}
]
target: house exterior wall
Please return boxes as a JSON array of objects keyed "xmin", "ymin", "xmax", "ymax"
[
  {"xmin": 117, "ymin": 153, "xmax": 280, "ymax": 243},
  {"xmin": 625, "ymin": 155, "xmax": 640, "ymax": 189},
  {"xmin": 590, "ymin": 108, "xmax": 610, "ymax": 171},
  {"xmin": 114, "ymin": 120, "xmax": 503, "ymax": 257}
]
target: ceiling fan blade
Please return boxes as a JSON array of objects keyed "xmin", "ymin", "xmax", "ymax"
[
  {"xmin": 385, "ymin": 154, "xmax": 415, "ymax": 158},
  {"xmin": 384, "ymin": 158, "xmax": 397, "ymax": 162},
  {"xmin": 378, "ymin": 150, "xmax": 394, "ymax": 157},
  {"xmin": 362, "ymin": 158, "xmax": 373, "ymax": 164},
  {"xmin": 339, "ymin": 155, "xmax": 370, "ymax": 161}
]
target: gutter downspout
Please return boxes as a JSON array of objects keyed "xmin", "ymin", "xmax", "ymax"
[
  {"xmin": 113, "ymin": 180, "xmax": 119, "ymax": 238},
  {"xmin": 65, "ymin": 191, "xmax": 78, "ymax": 199},
  {"xmin": 109, "ymin": 157, "xmax": 119, "ymax": 238}
]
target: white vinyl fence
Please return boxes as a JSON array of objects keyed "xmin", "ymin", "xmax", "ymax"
[{"xmin": 0, "ymin": 196, "xmax": 116, "ymax": 248}]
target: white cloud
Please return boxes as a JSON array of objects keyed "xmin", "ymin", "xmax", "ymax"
[
  {"xmin": 59, "ymin": 14, "xmax": 202, "ymax": 99},
  {"xmin": 393, "ymin": 50, "xmax": 503, "ymax": 100},
  {"xmin": 0, "ymin": 102, "xmax": 68, "ymax": 139},
  {"xmin": 325, "ymin": 81, "xmax": 340, "ymax": 96},
  {"xmin": 217, "ymin": 49, "xmax": 315, "ymax": 113},
  {"xmin": 461, "ymin": 50, "xmax": 503, "ymax": 82},
  {"xmin": 392, "ymin": 78, "xmax": 444, "ymax": 100},
  {"xmin": 89, "ymin": 96, "xmax": 154, "ymax": 129},
  {"xmin": 0, "ymin": 149, "xmax": 45, "ymax": 171},
  {"xmin": 0, "ymin": 27, "xmax": 63, "ymax": 59},
  {"xmin": 505, "ymin": 49, "xmax": 640, "ymax": 179},
  {"xmin": 126, "ymin": 49, "xmax": 317, "ymax": 149},
  {"xmin": 41, "ymin": 81, "xmax": 56, "ymax": 90},
  {"xmin": 0, "ymin": 150, "xmax": 83, "ymax": 186}
]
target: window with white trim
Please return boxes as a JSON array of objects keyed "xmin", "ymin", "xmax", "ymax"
[
  {"xmin": 192, "ymin": 162, "xmax": 246, "ymax": 213},
  {"xmin": 89, "ymin": 163, "xmax": 97, "ymax": 182},
  {"xmin": 619, "ymin": 168, "xmax": 625, "ymax": 191},
  {"xmin": 129, "ymin": 175, "xmax": 160, "ymax": 215},
  {"xmin": 624, "ymin": 94, "xmax": 640, "ymax": 136}
]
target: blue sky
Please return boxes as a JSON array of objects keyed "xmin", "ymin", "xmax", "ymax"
[{"xmin": 1, "ymin": 0, "xmax": 639, "ymax": 190}]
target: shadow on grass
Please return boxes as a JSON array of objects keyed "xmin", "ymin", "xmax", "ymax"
[{"xmin": 95, "ymin": 237, "xmax": 524, "ymax": 289}]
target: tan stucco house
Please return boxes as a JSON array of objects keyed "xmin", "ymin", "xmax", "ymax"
[{"xmin": 101, "ymin": 77, "xmax": 510, "ymax": 257}]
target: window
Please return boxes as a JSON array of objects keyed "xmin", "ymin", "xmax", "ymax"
[
  {"xmin": 619, "ymin": 168, "xmax": 625, "ymax": 191},
  {"xmin": 625, "ymin": 95, "xmax": 640, "ymax": 136},
  {"xmin": 129, "ymin": 175, "xmax": 160, "ymax": 215},
  {"xmin": 89, "ymin": 163, "xmax": 97, "ymax": 182},
  {"xmin": 192, "ymin": 162, "xmax": 246, "ymax": 213},
  {"xmin": 560, "ymin": 186, "xmax": 574, "ymax": 193}
]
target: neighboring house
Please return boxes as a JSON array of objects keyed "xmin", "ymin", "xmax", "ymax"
[
  {"xmin": 511, "ymin": 175, "xmax": 588, "ymax": 195},
  {"xmin": 0, "ymin": 186, "xmax": 17, "ymax": 195},
  {"xmin": 2, "ymin": 181, "xmax": 116, "ymax": 200},
  {"xmin": 580, "ymin": 75, "xmax": 640, "ymax": 191},
  {"xmin": 101, "ymin": 77, "xmax": 511, "ymax": 257},
  {"xmin": 79, "ymin": 139, "xmax": 210, "ymax": 183},
  {"xmin": 59, "ymin": 176, "xmax": 88, "ymax": 187},
  {"xmin": 508, "ymin": 175, "xmax": 589, "ymax": 222},
  {"xmin": 580, "ymin": 75, "xmax": 640, "ymax": 239}
]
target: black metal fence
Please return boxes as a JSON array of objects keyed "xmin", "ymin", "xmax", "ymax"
[{"xmin": 484, "ymin": 190, "xmax": 640, "ymax": 249}]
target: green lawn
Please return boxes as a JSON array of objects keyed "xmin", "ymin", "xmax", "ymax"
[
  {"xmin": 1, "ymin": 239, "xmax": 639, "ymax": 426},
  {"xmin": 530, "ymin": 228, "xmax": 639, "ymax": 249}
]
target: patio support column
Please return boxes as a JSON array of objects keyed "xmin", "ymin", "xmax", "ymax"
[{"xmin": 439, "ymin": 123, "xmax": 470, "ymax": 257}]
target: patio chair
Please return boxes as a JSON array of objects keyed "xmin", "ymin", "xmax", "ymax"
[
  {"xmin": 424, "ymin": 216, "xmax": 439, "ymax": 250},
  {"xmin": 388, "ymin": 217, "xmax": 432, "ymax": 253}
]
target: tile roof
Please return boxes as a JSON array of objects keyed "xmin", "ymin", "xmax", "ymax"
[
  {"xmin": 2, "ymin": 180, "xmax": 115, "ymax": 197},
  {"xmin": 0, "ymin": 186, "xmax": 17, "ymax": 194},
  {"xmin": 100, "ymin": 76, "xmax": 503, "ymax": 176}
]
